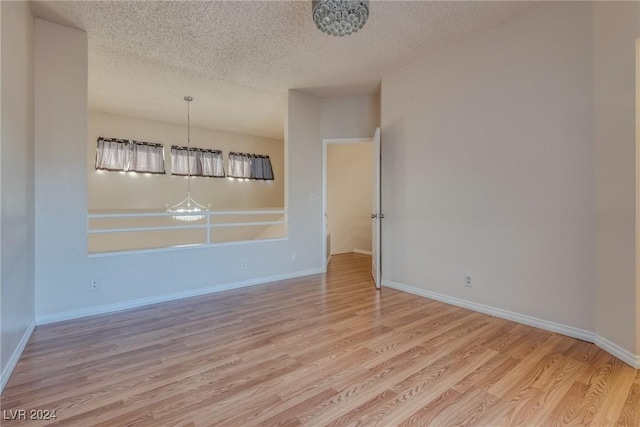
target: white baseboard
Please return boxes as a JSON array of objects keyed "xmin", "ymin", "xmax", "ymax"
[
  {"xmin": 594, "ymin": 335, "xmax": 640, "ymax": 369},
  {"xmin": 26, "ymin": 275, "xmax": 640, "ymax": 373},
  {"xmin": 326, "ymin": 255, "xmax": 332, "ymax": 268},
  {"xmin": 353, "ymin": 249, "xmax": 372, "ymax": 255},
  {"xmin": 382, "ymin": 280, "xmax": 593, "ymax": 341},
  {"xmin": 382, "ymin": 279, "xmax": 640, "ymax": 369},
  {"xmin": 1, "ymin": 320, "xmax": 36, "ymax": 394},
  {"xmin": 37, "ymin": 268, "xmax": 324, "ymax": 325}
]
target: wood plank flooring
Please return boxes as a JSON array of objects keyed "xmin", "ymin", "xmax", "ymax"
[{"xmin": 1, "ymin": 253, "xmax": 639, "ymax": 426}]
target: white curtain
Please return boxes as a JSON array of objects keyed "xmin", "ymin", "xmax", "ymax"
[
  {"xmin": 96, "ymin": 138, "xmax": 165, "ymax": 173},
  {"xmin": 228, "ymin": 153, "xmax": 251, "ymax": 178},
  {"xmin": 201, "ymin": 151, "xmax": 225, "ymax": 177},
  {"xmin": 262, "ymin": 158, "xmax": 274, "ymax": 180},
  {"xmin": 241, "ymin": 155, "xmax": 251, "ymax": 178},
  {"xmin": 95, "ymin": 139, "xmax": 130, "ymax": 171},
  {"xmin": 171, "ymin": 148, "xmax": 199, "ymax": 175},
  {"xmin": 250, "ymin": 156, "xmax": 274, "ymax": 180},
  {"xmin": 172, "ymin": 147, "xmax": 224, "ymax": 177},
  {"xmin": 229, "ymin": 153, "xmax": 273, "ymax": 180},
  {"xmin": 130, "ymin": 143, "xmax": 165, "ymax": 173}
]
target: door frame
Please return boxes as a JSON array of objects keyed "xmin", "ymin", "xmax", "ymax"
[{"xmin": 322, "ymin": 137, "xmax": 373, "ymax": 272}]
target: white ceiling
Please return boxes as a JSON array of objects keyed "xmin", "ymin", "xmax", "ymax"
[{"xmin": 31, "ymin": 1, "xmax": 537, "ymax": 140}]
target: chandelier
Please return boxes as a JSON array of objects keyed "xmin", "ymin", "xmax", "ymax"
[
  {"xmin": 312, "ymin": 0, "xmax": 369, "ymax": 36},
  {"xmin": 166, "ymin": 96, "xmax": 210, "ymax": 221}
]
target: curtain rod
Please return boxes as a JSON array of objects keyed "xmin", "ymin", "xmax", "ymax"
[
  {"xmin": 229, "ymin": 152, "xmax": 270, "ymax": 159},
  {"xmin": 98, "ymin": 137, "xmax": 163, "ymax": 148},
  {"xmin": 171, "ymin": 145, "xmax": 222, "ymax": 154}
]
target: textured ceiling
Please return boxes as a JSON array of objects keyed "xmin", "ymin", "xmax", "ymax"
[{"xmin": 31, "ymin": 1, "xmax": 537, "ymax": 140}]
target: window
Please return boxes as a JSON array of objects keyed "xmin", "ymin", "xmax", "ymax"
[
  {"xmin": 251, "ymin": 154, "xmax": 275, "ymax": 180},
  {"xmin": 171, "ymin": 146, "xmax": 225, "ymax": 177},
  {"xmin": 95, "ymin": 138, "xmax": 129, "ymax": 171},
  {"xmin": 228, "ymin": 152, "xmax": 274, "ymax": 180},
  {"xmin": 228, "ymin": 152, "xmax": 251, "ymax": 178},
  {"xmin": 95, "ymin": 137, "xmax": 165, "ymax": 174},
  {"xmin": 130, "ymin": 142, "xmax": 166, "ymax": 173}
]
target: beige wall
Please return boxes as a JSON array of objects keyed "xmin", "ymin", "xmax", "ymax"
[
  {"xmin": 327, "ymin": 143, "xmax": 372, "ymax": 254},
  {"xmin": 88, "ymin": 111, "xmax": 284, "ymax": 211},
  {"xmin": 321, "ymin": 94, "xmax": 379, "ymax": 139},
  {"xmin": 592, "ymin": 2, "xmax": 640, "ymax": 355},
  {"xmin": 381, "ymin": 2, "xmax": 595, "ymax": 332},
  {"xmin": 381, "ymin": 1, "xmax": 640, "ymax": 362},
  {"xmin": 286, "ymin": 90, "xmax": 323, "ymax": 268},
  {"xmin": 34, "ymin": 19, "xmax": 89, "ymax": 321},
  {"xmin": 34, "ymin": 22, "xmax": 325, "ymax": 321},
  {"xmin": 1, "ymin": 1, "xmax": 35, "ymax": 391},
  {"xmin": 26, "ymin": 2, "xmax": 640, "ymax": 364}
]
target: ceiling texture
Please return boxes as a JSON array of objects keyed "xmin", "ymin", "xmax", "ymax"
[{"xmin": 31, "ymin": 1, "xmax": 537, "ymax": 140}]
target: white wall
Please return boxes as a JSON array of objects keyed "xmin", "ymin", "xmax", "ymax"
[
  {"xmin": 327, "ymin": 143, "xmax": 372, "ymax": 254},
  {"xmin": 1, "ymin": 1, "xmax": 35, "ymax": 391},
  {"xmin": 31, "ymin": 18, "xmax": 375, "ymax": 321},
  {"xmin": 287, "ymin": 90, "xmax": 323, "ymax": 269},
  {"xmin": 27, "ymin": 3, "xmax": 639, "ymax": 365},
  {"xmin": 34, "ymin": 21, "xmax": 324, "ymax": 322},
  {"xmin": 88, "ymin": 111, "xmax": 284, "ymax": 211},
  {"xmin": 381, "ymin": 2, "xmax": 596, "ymax": 332},
  {"xmin": 321, "ymin": 94, "xmax": 379, "ymax": 139},
  {"xmin": 320, "ymin": 94, "xmax": 379, "ymax": 260},
  {"xmin": 381, "ymin": 1, "xmax": 640, "ymax": 364},
  {"xmin": 592, "ymin": 2, "xmax": 640, "ymax": 356},
  {"xmin": 34, "ymin": 19, "xmax": 89, "ymax": 321}
]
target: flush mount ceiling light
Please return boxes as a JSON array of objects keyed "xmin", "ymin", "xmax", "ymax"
[
  {"xmin": 166, "ymin": 96, "xmax": 210, "ymax": 221},
  {"xmin": 312, "ymin": 0, "xmax": 369, "ymax": 36}
]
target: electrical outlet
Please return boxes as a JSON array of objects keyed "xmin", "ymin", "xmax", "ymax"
[
  {"xmin": 89, "ymin": 279, "xmax": 99, "ymax": 292},
  {"xmin": 241, "ymin": 259, "xmax": 248, "ymax": 269},
  {"xmin": 464, "ymin": 274, "xmax": 473, "ymax": 288}
]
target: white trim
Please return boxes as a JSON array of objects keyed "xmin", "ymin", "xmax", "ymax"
[
  {"xmin": 1, "ymin": 320, "xmax": 36, "ymax": 394},
  {"xmin": 322, "ymin": 140, "xmax": 327, "ymax": 272},
  {"xmin": 382, "ymin": 280, "xmax": 593, "ymax": 342},
  {"xmin": 37, "ymin": 268, "xmax": 323, "ymax": 325},
  {"xmin": 594, "ymin": 335, "xmax": 640, "ymax": 369},
  {"xmin": 87, "ymin": 209, "xmax": 288, "ymax": 251},
  {"xmin": 353, "ymin": 249, "xmax": 372, "ymax": 255},
  {"xmin": 326, "ymin": 255, "xmax": 332, "ymax": 267},
  {"xmin": 88, "ymin": 220, "xmax": 286, "ymax": 235},
  {"xmin": 321, "ymin": 137, "xmax": 372, "ymax": 145},
  {"xmin": 382, "ymin": 279, "xmax": 640, "ymax": 368},
  {"xmin": 88, "ymin": 237, "xmax": 289, "ymax": 258},
  {"xmin": 371, "ymin": 127, "xmax": 381, "ymax": 290},
  {"xmin": 382, "ymin": 280, "xmax": 595, "ymax": 342},
  {"xmin": 88, "ymin": 209, "xmax": 285, "ymax": 219},
  {"xmin": 322, "ymin": 136, "xmax": 374, "ymax": 275}
]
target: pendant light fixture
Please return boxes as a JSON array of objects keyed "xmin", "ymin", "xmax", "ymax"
[
  {"xmin": 166, "ymin": 96, "xmax": 210, "ymax": 221},
  {"xmin": 312, "ymin": 0, "xmax": 369, "ymax": 36}
]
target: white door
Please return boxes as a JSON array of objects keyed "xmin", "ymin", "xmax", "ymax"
[{"xmin": 371, "ymin": 127, "xmax": 381, "ymax": 289}]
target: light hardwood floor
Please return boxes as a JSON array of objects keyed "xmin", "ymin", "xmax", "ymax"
[{"xmin": 1, "ymin": 253, "xmax": 639, "ymax": 426}]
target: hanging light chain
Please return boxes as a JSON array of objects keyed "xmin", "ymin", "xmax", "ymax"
[
  {"xmin": 185, "ymin": 96, "xmax": 192, "ymax": 203},
  {"xmin": 165, "ymin": 95, "xmax": 209, "ymax": 221}
]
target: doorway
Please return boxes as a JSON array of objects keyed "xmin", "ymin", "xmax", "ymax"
[{"xmin": 322, "ymin": 129, "xmax": 381, "ymax": 288}]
